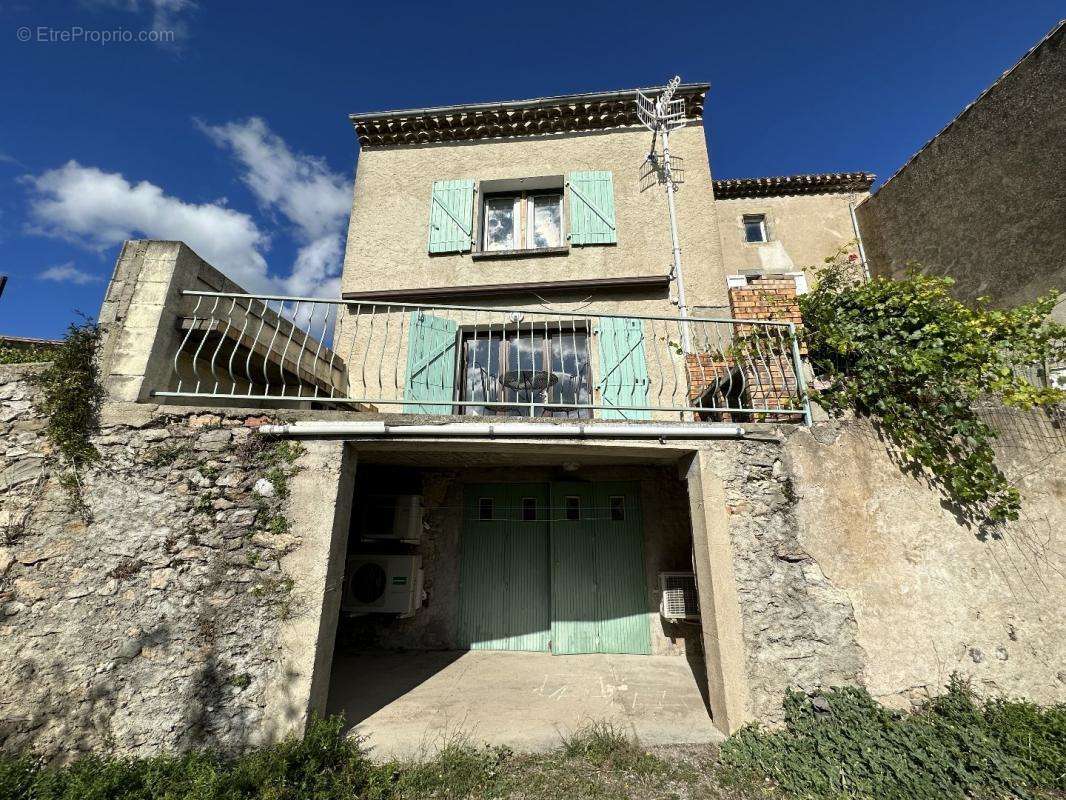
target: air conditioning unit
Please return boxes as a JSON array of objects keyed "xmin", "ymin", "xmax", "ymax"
[
  {"xmin": 659, "ymin": 571, "xmax": 699, "ymax": 620},
  {"xmin": 344, "ymin": 555, "xmax": 423, "ymax": 617},
  {"xmin": 362, "ymin": 494, "xmax": 423, "ymax": 543}
]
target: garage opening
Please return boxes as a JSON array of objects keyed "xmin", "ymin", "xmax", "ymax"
[{"xmin": 325, "ymin": 457, "xmax": 717, "ymax": 757}]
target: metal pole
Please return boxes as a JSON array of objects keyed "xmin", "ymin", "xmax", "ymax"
[
  {"xmin": 661, "ymin": 127, "xmax": 691, "ymax": 353},
  {"xmin": 788, "ymin": 322, "xmax": 813, "ymax": 426}
]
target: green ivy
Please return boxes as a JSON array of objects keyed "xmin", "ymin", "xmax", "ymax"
[{"xmin": 800, "ymin": 252, "xmax": 1065, "ymax": 525}]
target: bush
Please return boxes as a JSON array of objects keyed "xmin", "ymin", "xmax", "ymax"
[
  {"xmin": 800, "ymin": 251, "xmax": 1065, "ymax": 524},
  {"xmin": 720, "ymin": 676, "xmax": 1066, "ymax": 799}
]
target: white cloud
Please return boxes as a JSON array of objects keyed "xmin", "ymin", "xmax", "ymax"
[
  {"xmin": 23, "ymin": 117, "xmax": 352, "ymax": 298},
  {"xmin": 82, "ymin": 0, "xmax": 196, "ymax": 39},
  {"xmin": 198, "ymin": 117, "xmax": 352, "ymax": 296},
  {"xmin": 24, "ymin": 160, "xmax": 274, "ymax": 292},
  {"xmin": 39, "ymin": 262, "xmax": 102, "ymax": 285}
]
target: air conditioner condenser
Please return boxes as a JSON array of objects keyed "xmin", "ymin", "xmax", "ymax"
[
  {"xmin": 343, "ymin": 555, "xmax": 423, "ymax": 618},
  {"xmin": 659, "ymin": 571, "xmax": 700, "ymax": 621}
]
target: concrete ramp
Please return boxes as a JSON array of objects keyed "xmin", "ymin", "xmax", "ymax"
[{"xmin": 326, "ymin": 650, "xmax": 723, "ymax": 760}]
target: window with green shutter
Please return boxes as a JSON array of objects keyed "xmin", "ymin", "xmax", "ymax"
[
  {"xmin": 567, "ymin": 171, "xmax": 617, "ymax": 245},
  {"xmin": 428, "ymin": 179, "xmax": 475, "ymax": 253}
]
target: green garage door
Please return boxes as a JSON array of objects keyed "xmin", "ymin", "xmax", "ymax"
[
  {"xmin": 457, "ymin": 483, "xmax": 551, "ymax": 651},
  {"xmin": 457, "ymin": 481, "xmax": 650, "ymax": 655},
  {"xmin": 550, "ymin": 481, "xmax": 652, "ymax": 655}
]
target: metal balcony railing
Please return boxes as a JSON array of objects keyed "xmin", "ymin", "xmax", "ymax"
[{"xmin": 153, "ymin": 291, "xmax": 811, "ymax": 423}]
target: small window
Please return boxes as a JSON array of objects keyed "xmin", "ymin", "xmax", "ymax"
[
  {"xmin": 480, "ymin": 189, "xmax": 563, "ymax": 252},
  {"xmin": 521, "ymin": 497, "xmax": 537, "ymax": 521},
  {"xmin": 478, "ymin": 498, "xmax": 494, "ymax": 520},
  {"xmin": 743, "ymin": 214, "xmax": 767, "ymax": 243},
  {"xmin": 609, "ymin": 496, "xmax": 625, "ymax": 521},
  {"xmin": 565, "ymin": 496, "xmax": 580, "ymax": 521}
]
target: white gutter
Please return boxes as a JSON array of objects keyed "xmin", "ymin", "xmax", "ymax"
[
  {"xmin": 849, "ymin": 199, "xmax": 871, "ymax": 283},
  {"xmin": 258, "ymin": 420, "xmax": 746, "ymax": 439}
]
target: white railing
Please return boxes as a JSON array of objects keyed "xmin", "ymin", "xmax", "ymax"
[{"xmin": 152, "ymin": 291, "xmax": 811, "ymax": 423}]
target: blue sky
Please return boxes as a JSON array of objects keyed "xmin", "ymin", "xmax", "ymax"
[{"xmin": 1, "ymin": 0, "xmax": 1062, "ymax": 339}]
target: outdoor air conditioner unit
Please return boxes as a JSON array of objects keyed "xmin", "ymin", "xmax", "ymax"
[
  {"xmin": 659, "ymin": 571, "xmax": 699, "ymax": 621},
  {"xmin": 344, "ymin": 555, "xmax": 423, "ymax": 617},
  {"xmin": 362, "ymin": 494, "xmax": 423, "ymax": 543}
]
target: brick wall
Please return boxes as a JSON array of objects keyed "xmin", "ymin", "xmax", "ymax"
[{"xmin": 687, "ymin": 274, "xmax": 803, "ymax": 421}]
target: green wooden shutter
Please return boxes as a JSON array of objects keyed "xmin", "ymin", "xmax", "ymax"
[
  {"xmin": 428, "ymin": 179, "xmax": 474, "ymax": 253},
  {"xmin": 403, "ymin": 312, "xmax": 459, "ymax": 413},
  {"xmin": 567, "ymin": 170, "xmax": 617, "ymax": 245},
  {"xmin": 597, "ymin": 317, "xmax": 650, "ymax": 420}
]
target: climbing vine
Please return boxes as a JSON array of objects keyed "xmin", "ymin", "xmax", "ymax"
[
  {"xmin": 29, "ymin": 320, "xmax": 104, "ymax": 513},
  {"xmin": 799, "ymin": 250, "xmax": 1065, "ymax": 525}
]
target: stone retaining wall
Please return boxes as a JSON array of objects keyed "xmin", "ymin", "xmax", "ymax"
[{"xmin": 0, "ymin": 363, "xmax": 352, "ymax": 759}]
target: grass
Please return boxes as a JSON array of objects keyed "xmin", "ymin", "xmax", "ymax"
[{"xmin": 1, "ymin": 681, "xmax": 1062, "ymax": 800}]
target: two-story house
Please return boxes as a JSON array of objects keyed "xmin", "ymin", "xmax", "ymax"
[{"xmin": 93, "ymin": 82, "xmax": 872, "ymax": 753}]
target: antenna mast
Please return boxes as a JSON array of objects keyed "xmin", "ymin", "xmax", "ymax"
[{"xmin": 637, "ymin": 76, "xmax": 691, "ymax": 351}]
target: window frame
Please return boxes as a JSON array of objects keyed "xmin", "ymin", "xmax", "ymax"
[
  {"xmin": 742, "ymin": 214, "xmax": 769, "ymax": 244},
  {"xmin": 477, "ymin": 185, "xmax": 566, "ymax": 255}
]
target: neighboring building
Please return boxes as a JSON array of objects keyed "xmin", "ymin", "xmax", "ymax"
[
  {"xmin": 713, "ymin": 172, "xmax": 874, "ymax": 292},
  {"xmin": 857, "ymin": 19, "xmax": 1066, "ymax": 322}
]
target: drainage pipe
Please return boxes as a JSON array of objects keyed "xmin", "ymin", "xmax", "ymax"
[{"xmin": 257, "ymin": 420, "xmax": 746, "ymax": 439}]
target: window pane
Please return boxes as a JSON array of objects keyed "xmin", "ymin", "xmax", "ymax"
[
  {"xmin": 743, "ymin": 216, "xmax": 766, "ymax": 243},
  {"xmin": 504, "ymin": 333, "xmax": 547, "ymax": 408},
  {"xmin": 531, "ymin": 195, "xmax": 562, "ymax": 248},
  {"xmin": 521, "ymin": 498, "xmax": 537, "ymax": 521},
  {"xmin": 484, "ymin": 197, "xmax": 515, "ymax": 251},
  {"xmin": 462, "ymin": 336, "xmax": 503, "ymax": 416},
  {"xmin": 610, "ymin": 496, "xmax": 625, "ymax": 521},
  {"xmin": 565, "ymin": 496, "xmax": 580, "ymax": 521},
  {"xmin": 548, "ymin": 331, "xmax": 591, "ymax": 419},
  {"xmin": 478, "ymin": 498, "xmax": 494, "ymax": 520}
]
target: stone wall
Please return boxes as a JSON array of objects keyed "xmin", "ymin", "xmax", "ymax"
[{"xmin": 0, "ymin": 363, "xmax": 353, "ymax": 759}]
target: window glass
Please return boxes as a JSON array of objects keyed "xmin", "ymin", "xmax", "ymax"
[
  {"xmin": 478, "ymin": 498, "xmax": 494, "ymax": 520},
  {"xmin": 484, "ymin": 196, "xmax": 516, "ymax": 251},
  {"xmin": 565, "ymin": 496, "xmax": 580, "ymax": 521},
  {"xmin": 530, "ymin": 194, "xmax": 562, "ymax": 248},
  {"xmin": 521, "ymin": 498, "xmax": 537, "ymax": 521},
  {"xmin": 609, "ymin": 496, "xmax": 625, "ymax": 521},
  {"xmin": 460, "ymin": 330, "xmax": 591, "ymax": 418},
  {"xmin": 743, "ymin": 215, "xmax": 767, "ymax": 243}
]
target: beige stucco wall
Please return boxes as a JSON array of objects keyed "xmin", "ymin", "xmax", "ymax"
[
  {"xmin": 786, "ymin": 415, "xmax": 1066, "ymax": 709},
  {"xmin": 341, "ymin": 124, "xmax": 726, "ymax": 313},
  {"xmin": 714, "ymin": 192, "xmax": 866, "ymax": 281},
  {"xmin": 856, "ymin": 23, "xmax": 1066, "ymax": 322}
]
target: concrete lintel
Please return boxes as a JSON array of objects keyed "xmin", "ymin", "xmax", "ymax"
[{"xmin": 682, "ymin": 450, "xmax": 752, "ymax": 734}]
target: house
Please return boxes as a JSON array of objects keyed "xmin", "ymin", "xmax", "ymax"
[
  {"xmin": 3, "ymin": 81, "xmax": 1062, "ymax": 763},
  {"xmin": 856, "ymin": 19, "xmax": 1066, "ymax": 324}
]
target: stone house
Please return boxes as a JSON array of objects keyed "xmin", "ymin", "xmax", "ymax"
[
  {"xmin": 1, "ymin": 82, "xmax": 1063, "ymax": 761},
  {"xmin": 856, "ymin": 19, "xmax": 1066, "ymax": 325}
]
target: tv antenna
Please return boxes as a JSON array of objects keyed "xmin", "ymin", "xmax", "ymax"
[{"xmin": 637, "ymin": 76, "xmax": 691, "ymax": 351}]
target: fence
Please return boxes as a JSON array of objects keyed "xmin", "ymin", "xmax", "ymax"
[{"xmin": 152, "ymin": 291, "xmax": 810, "ymax": 423}]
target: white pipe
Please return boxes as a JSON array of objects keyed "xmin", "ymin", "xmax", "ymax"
[
  {"xmin": 661, "ymin": 126, "xmax": 691, "ymax": 353},
  {"xmin": 258, "ymin": 420, "xmax": 746, "ymax": 439},
  {"xmin": 849, "ymin": 199, "xmax": 871, "ymax": 283}
]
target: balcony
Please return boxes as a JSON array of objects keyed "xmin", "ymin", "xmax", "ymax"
[{"xmin": 152, "ymin": 291, "xmax": 810, "ymax": 423}]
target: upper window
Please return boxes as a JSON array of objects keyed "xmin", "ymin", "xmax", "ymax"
[
  {"xmin": 743, "ymin": 214, "xmax": 768, "ymax": 243},
  {"xmin": 481, "ymin": 191, "xmax": 562, "ymax": 252}
]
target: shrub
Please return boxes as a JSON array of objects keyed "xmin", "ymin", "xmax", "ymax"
[
  {"xmin": 800, "ymin": 251, "xmax": 1065, "ymax": 525},
  {"xmin": 720, "ymin": 676, "xmax": 1066, "ymax": 799}
]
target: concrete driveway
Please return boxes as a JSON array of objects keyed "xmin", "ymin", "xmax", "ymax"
[{"xmin": 326, "ymin": 650, "xmax": 723, "ymax": 760}]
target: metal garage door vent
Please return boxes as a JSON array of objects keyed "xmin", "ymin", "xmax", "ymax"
[{"xmin": 659, "ymin": 571, "xmax": 699, "ymax": 620}]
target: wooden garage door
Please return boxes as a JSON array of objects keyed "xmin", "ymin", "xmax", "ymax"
[
  {"xmin": 550, "ymin": 481, "xmax": 652, "ymax": 655},
  {"xmin": 458, "ymin": 481, "xmax": 650, "ymax": 655},
  {"xmin": 457, "ymin": 483, "xmax": 551, "ymax": 651}
]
